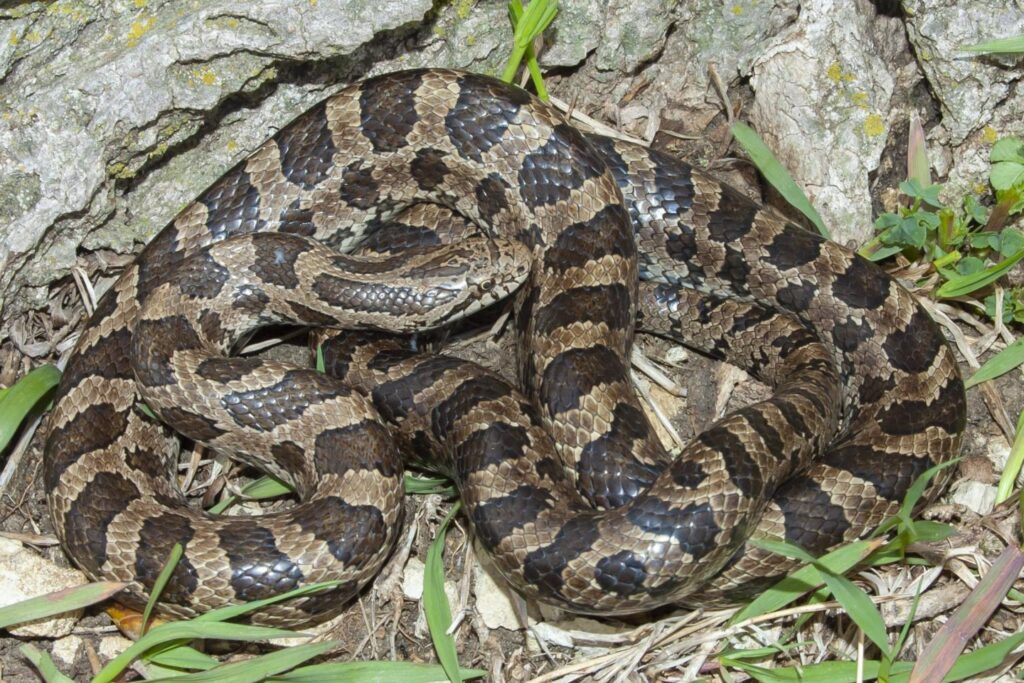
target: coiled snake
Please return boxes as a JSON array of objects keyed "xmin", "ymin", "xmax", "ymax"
[{"xmin": 44, "ymin": 69, "xmax": 966, "ymax": 624}]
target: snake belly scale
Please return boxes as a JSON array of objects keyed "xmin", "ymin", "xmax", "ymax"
[{"xmin": 43, "ymin": 69, "xmax": 966, "ymax": 623}]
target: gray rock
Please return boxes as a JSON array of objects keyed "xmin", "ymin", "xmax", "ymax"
[
  {"xmin": 0, "ymin": 537, "xmax": 87, "ymax": 638},
  {"xmin": 904, "ymin": 0, "xmax": 1024, "ymax": 146},
  {"xmin": 0, "ymin": 0, "xmax": 433, "ymax": 323},
  {"xmin": 748, "ymin": 0, "xmax": 902, "ymax": 243}
]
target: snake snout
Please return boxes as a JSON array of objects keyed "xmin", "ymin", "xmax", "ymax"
[{"xmin": 462, "ymin": 237, "xmax": 532, "ymax": 297}]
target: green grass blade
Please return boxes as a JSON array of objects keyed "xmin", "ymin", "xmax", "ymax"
[
  {"xmin": 141, "ymin": 543, "xmax": 183, "ymax": 634},
  {"xmin": 405, "ymin": 473, "xmax": 457, "ymax": 496},
  {"xmin": 936, "ymin": 248, "xmax": 1024, "ymax": 298},
  {"xmin": 881, "ymin": 583, "xmax": 923, "ymax": 680},
  {"xmin": 961, "ymin": 35, "xmax": 1024, "ymax": 54},
  {"xmin": 965, "ymin": 337, "xmax": 1024, "ymax": 388},
  {"xmin": 818, "ymin": 571, "xmax": 890, "ymax": 656},
  {"xmin": 729, "ymin": 539, "xmax": 881, "ymax": 624},
  {"xmin": 730, "ymin": 122, "xmax": 830, "ymax": 238},
  {"xmin": 997, "ymin": 411, "xmax": 1024, "ymax": 505},
  {"xmin": 423, "ymin": 501, "xmax": 463, "ymax": 682},
  {"xmin": 269, "ymin": 661, "xmax": 487, "ymax": 682},
  {"xmin": 18, "ymin": 644, "xmax": 76, "ymax": 683},
  {"xmin": 502, "ymin": 0, "xmax": 558, "ymax": 95},
  {"xmin": 0, "ymin": 581, "xmax": 127, "ymax": 630},
  {"xmin": 872, "ymin": 457, "xmax": 960, "ymax": 540},
  {"xmin": 909, "ymin": 543, "xmax": 1024, "ymax": 683},
  {"xmin": 149, "ymin": 641, "xmax": 337, "ymax": 682},
  {"xmin": 208, "ymin": 475, "xmax": 293, "ymax": 515},
  {"xmin": 93, "ymin": 621, "xmax": 304, "ymax": 683},
  {"xmin": 147, "ymin": 644, "xmax": 219, "ymax": 671},
  {"xmin": 0, "ymin": 364, "xmax": 61, "ymax": 454},
  {"xmin": 745, "ymin": 541, "xmax": 889, "ymax": 654},
  {"xmin": 193, "ymin": 580, "xmax": 342, "ymax": 623}
]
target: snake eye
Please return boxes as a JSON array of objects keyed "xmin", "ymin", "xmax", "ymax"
[{"xmin": 480, "ymin": 280, "xmax": 494, "ymax": 291}]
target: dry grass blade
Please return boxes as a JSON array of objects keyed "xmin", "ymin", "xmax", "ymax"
[
  {"xmin": 907, "ymin": 114, "xmax": 930, "ymax": 188},
  {"xmin": 909, "ymin": 543, "xmax": 1024, "ymax": 682}
]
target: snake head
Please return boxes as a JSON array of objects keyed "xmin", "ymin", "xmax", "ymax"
[{"xmin": 418, "ymin": 236, "xmax": 531, "ymax": 325}]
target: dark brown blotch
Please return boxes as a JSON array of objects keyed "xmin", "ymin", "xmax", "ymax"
[
  {"xmin": 198, "ymin": 310, "xmax": 225, "ymax": 342},
  {"xmin": 359, "ymin": 72, "xmax": 422, "ymax": 153},
  {"xmin": 577, "ymin": 402, "xmax": 658, "ymax": 508},
  {"xmin": 474, "ymin": 173, "xmax": 511, "ymax": 223},
  {"xmin": 199, "ymin": 170, "xmax": 267, "ymax": 239},
  {"xmin": 705, "ymin": 192, "xmax": 758, "ymax": 243},
  {"xmin": 831, "ymin": 316, "xmax": 873, "ymax": 353},
  {"xmin": 58, "ymin": 327, "xmax": 132, "ymax": 394},
  {"xmin": 594, "ymin": 550, "xmax": 649, "ymax": 597},
  {"xmin": 475, "ymin": 485, "xmax": 557, "ymax": 551},
  {"xmin": 338, "ymin": 160, "xmax": 381, "ymax": 211},
  {"xmin": 718, "ymin": 246, "xmax": 752, "ymax": 295},
  {"xmin": 534, "ymin": 283, "xmax": 633, "ymax": 337},
  {"xmin": 540, "ymin": 345, "xmax": 626, "ymax": 416},
  {"xmin": 276, "ymin": 101, "xmax": 337, "ymax": 190},
  {"xmin": 196, "ymin": 356, "xmax": 264, "ymax": 383},
  {"xmin": 775, "ymin": 279, "xmax": 817, "ymax": 313},
  {"xmin": 230, "ymin": 283, "xmax": 271, "ymax": 316},
  {"xmin": 313, "ymin": 421, "xmax": 401, "ymax": 478},
  {"xmin": 521, "ymin": 515, "xmax": 601, "ymax": 599},
  {"xmin": 625, "ymin": 497, "xmax": 721, "ymax": 562},
  {"xmin": 765, "ymin": 221, "xmax": 823, "ymax": 270},
  {"xmin": 279, "ymin": 198, "xmax": 316, "ymax": 236},
  {"xmin": 875, "ymin": 376, "xmax": 966, "ymax": 437},
  {"xmin": 698, "ymin": 423, "xmax": 763, "ymax": 498},
  {"xmin": 830, "ymin": 256, "xmax": 890, "ymax": 310},
  {"xmin": 822, "ymin": 442, "xmax": 929, "ymax": 501},
  {"xmin": 445, "ymin": 74, "xmax": 527, "ymax": 162},
  {"xmin": 288, "ymin": 496, "xmax": 389, "ymax": 567},
  {"xmin": 175, "ymin": 249, "xmax": 230, "ymax": 300},
  {"xmin": 882, "ymin": 307, "xmax": 943, "ymax": 374},
  {"xmin": 124, "ymin": 444, "xmax": 172, "ymax": 480},
  {"xmin": 45, "ymin": 403, "xmax": 131, "ymax": 491},
  {"xmin": 133, "ymin": 315, "xmax": 205, "ymax": 388},
  {"xmin": 136, "ymin": 227, "xmax": 183, "ymax": 297},
  {"xmin": 775, "ymin": 475, "xmax": 853, "ymax": 551},
  {"xmin": 410, "ymin": 148, "xmax": 450, "ymax": 191},
  {"xmin": 271, "ymin": 440, "xmax": 307, "ymax": 478},
  {"xmin": 287, "ymin": 301, "xmax": 338, "ymax": 326},
  {"xmin": 455, "ymin": 421, "xmax": 532, "ymax": 481},
  {"xmin": 221, "ymin": 370, "xmax": 351, "ymax": 433},
  {"xmin": 161, "ymin": 406, "xmax": 227, "ymax": 442},
  {"xmin": 517, "ymin": 125, "xmax": 606, "ymax": 208},
  {"xmin": 542, "ymin": 205, "xmax": 634, "ymax": 271},
  {"xmin": 669, "ymin": 459, "xmax": 707, "ymax": 489},
  {"xmin": 431, "ymin": 375, "xmax": 512, "ymax": 440},
  {"xmin": 217, "ymin": 521, "xmax": 304, "ymax": 601},
  {"xmin": 251, "ymin": 233, "xmax": 309, "ymax": 289},
  {"xmin": 135, "ymin": 512, "xmax": 198, "ymax": 605},
  {"xmin": 63, "ymin": 471, "xmax": 141, "ymax": 576},
  {"xmin": 370, "ymin": 355, "xmax": 466, "ymax": 421}
]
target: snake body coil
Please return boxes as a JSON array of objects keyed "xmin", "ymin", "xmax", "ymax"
[{"xmin": 44, "ymin": 70, "xmax": 966, "ymax": 623}]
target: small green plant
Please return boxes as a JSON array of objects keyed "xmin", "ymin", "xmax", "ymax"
[
  {"xmin": 860, "ymin": 137, "xmax": 1024, "ymax": 324},
  {"xmin": 501, "ymin": 0, "xmax": 558, "ymax": 99}
]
